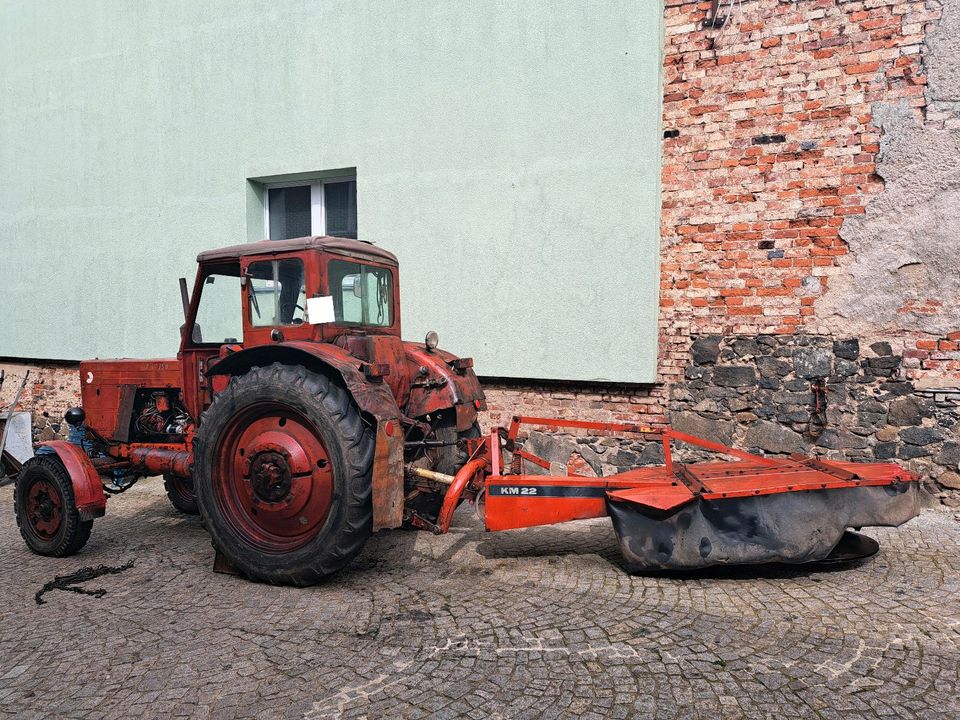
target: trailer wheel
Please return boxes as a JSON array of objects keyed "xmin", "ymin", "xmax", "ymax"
[
  {"xmin": 163, "ymin": 474, "xmax": 198, "ymax": 515},
  {"xmin": 14, "ymin": 455, "xmax": 93, "ymax": 557},
  {"xmin": 195, "ymin": 363, "xmax": 374, "ymax": 585}
]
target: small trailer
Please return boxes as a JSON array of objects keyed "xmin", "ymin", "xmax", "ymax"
[
  {"xmin": 12, "ymin": 237, "xmax": 921, "ymax": 584},
  {"xmin": 0, "ymin": 370, "xmax": 32, "ymax": 483}
]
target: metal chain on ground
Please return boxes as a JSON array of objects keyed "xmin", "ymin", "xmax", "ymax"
[{"xmin": 34, "ymin": 561, "xmax": 134, "ymax": 605}]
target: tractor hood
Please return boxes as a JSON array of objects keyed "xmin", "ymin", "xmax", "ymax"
[{"xmin": 403, "ymin": 342, "xmax": 486, "ymax": 421}]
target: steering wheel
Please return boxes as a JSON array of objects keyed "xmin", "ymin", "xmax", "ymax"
[{"xmin": 279, "ymin": 302, "xmax": 306, "ymax": 324}]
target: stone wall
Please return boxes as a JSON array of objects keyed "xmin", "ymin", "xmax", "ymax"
[
  {"xmin": 517, "ymin": 333, "xmax": 958, "ymax": 502},
  {"xmin": 670, "ymin": 334, "xmax": 959, "ymax": 501}
]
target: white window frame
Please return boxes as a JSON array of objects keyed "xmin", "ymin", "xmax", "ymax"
[{"xmin": 263, "ymin": 175, "xmax": 356, "ymax": 239}]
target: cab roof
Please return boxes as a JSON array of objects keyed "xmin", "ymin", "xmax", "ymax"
[{"xmin": 196, "ymin": 236, "xmax": 398, "ymax": 266}]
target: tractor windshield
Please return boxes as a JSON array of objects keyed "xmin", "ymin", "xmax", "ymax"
[
  {"xmin": 247, "ymin": 259, "xmax": 306, "ymax": 327},
  {"xmin": 328, "ymin": 259, "xmax": 393, "ymax": 327}
]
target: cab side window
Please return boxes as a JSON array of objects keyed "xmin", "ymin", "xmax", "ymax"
[{"xmin": 328, "ymin": 259, "xmax": 393, "ymax": 327}]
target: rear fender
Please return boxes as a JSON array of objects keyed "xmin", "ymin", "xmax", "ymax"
[
  {"xmin": 206, "ymin": 342, "xmax": 401, "ymax": 422},
  {"xmin": 36, "ymin": 441, "xmax": 106, "ymax": 520}
]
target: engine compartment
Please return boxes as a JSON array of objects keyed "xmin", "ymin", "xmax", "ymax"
[
  {"xmin": 79, "ymin": 358, "xmax": 183, "ymax": 441},
  {"xmin": 129, "ymin": 388, "xmax": 191, "ymax": 442}
]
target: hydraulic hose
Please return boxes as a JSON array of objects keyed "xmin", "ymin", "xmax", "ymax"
[{"xmin": 436, "ymin": 458, "xmax": 487, "ymax": 534}]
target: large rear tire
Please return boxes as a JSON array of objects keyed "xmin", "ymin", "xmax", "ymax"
[
  {"xmin": 194, "ymin": 363, "xmax": 374, "ymax": 585},
  {"xmin": 15, "ymin": 455, "xmax": 93, "ymax": 557}
]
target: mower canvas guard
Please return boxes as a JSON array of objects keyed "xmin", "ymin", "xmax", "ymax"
[{"xmin": 480, "ymin": 416, "xmax": 921, "ymax": 571}]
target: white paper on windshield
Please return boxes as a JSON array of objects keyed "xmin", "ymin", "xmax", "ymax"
[{"xmin": 306, "ymin": 296, "xmax": 336, "ymax": 324}]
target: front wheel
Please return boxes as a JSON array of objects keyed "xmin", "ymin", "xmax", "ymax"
[
  {"xmin": 404, "ymin": 419, "xmax": 481, "ymax": 526},
  {"xmin": 163, "ymin": 474, "xmax": 199, "ymax": 515},
  {"xmin": 15, "ymin": 455, "xmax": 93, "ymax": 557},
  {"xmin": 194, "ymin": 363, "xmax": 375, "ymax": 585}
]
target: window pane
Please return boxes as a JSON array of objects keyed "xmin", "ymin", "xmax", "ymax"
[
  {"xmin": 363, "ymin": 266, "xmax": 391, "ymax": 326},
  {"xmin": 328, "ymin": 259, "xmax": 392, "ymax": 327},
  {"xmin": 247, "ymin": 259, "xmax": 306, "ymax": 327},
  {"xmin": 192, "ymin": 268, "xmax": 242, "ymax": 344},
  {"xmin": 268, "ymin": 185, "xmax": 312, "ymax": 240},
  {"xmin": 330, "ymin": 260, "xmax": 363, "ymax": 324},
  {"xmin": 324, "ymin": 180, "xmax": 357, "ymax": 238}
]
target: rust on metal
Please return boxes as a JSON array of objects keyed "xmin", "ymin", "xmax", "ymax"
[
  {"xmin": 35, "ymin": 441, "xmax": 106, "ymax": 520},
  {"xmin": 406, "ymin": 465, "xmax": 455, "ymax": 485},
  {"xmin": 372, "ymin": 419, "xmax": 405, "ymax": 531},
  {"xmin": 128, "ymin": 447, "xmax": 192, "ymax": 477}
]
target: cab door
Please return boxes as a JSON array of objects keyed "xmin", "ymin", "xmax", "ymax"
[
  {"xmin": 179, "ymin": 262, "xmax": 244, "ymax": 419},
  {"xmin": 240, "ymin": 254, "xmax": 316, "ymax": 347}
]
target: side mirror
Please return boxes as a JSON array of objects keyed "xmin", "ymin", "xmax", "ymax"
[{"xmin": 341, "ymin": 274, "xmax": 363, "ymax": 298}]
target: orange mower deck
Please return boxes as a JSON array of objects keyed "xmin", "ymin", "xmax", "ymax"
[{"xmin": 477, "ymin": 417, "xmax": 920, "ymax": 571}]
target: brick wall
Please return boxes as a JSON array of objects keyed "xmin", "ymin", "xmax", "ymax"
[
  {"xmin": 659, "ymin": 0, "xmax": 937, "ymax": 376},
  {"xmin": 486, "ymin": 0, "xmax": 958, "ymax": 501},
  {"xmin": 0, "ymin": 361, "xmax": 81, "ymax": 440},
  {"xmin": 486, "ymin": 0, "xmax": 952, "ymax": 412}
]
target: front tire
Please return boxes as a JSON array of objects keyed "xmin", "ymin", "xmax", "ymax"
[
  {"xmin": 194, "ymin": 363, "xmax": 374, "ymax": 585},
  {"xmin": 163, "ymin": 474, "xmax": 199, "ymax": 515},
  {"xmin": 404, "ymin": 419, "xmax": 481, "ymax": 526},
  {"xmin": 15, "ymin": 455, "xmax": 93, "ymax": 557}
]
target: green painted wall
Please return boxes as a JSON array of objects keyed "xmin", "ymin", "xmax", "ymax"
[{"xmin": 0, "ymin": 0, "xmax": 663, "ymax": 383}]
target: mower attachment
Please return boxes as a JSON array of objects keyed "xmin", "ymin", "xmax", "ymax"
[{"xmin": 482, "ymin": 417, "xmax": 920, "ymax": 572}]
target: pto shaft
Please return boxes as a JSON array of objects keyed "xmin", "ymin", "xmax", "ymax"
[{"xmin": 405, "ymin": 465, "xmax": 454, "ymax": 485}]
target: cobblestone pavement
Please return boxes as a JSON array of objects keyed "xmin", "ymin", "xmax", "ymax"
[{"xmin": 1, "ymin": 480, "xmax": 958, "ymax": 719}]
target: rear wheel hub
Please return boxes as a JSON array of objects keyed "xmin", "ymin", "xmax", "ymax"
[
  {"xmin": 215, "ymin": 404, "xmax": 334, "ymax": 552},
  {"xmin": 249, "ymin": 451, "xmax": 293, "ymax": 503}
]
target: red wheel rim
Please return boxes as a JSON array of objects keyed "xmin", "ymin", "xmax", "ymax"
[
  {"xmin": 26, "ymin": 478, "xmax": 64, "ymax": 539},
  {"xmin": 214, "ymin": 402, "xmax": 334, "ymax": 552}
]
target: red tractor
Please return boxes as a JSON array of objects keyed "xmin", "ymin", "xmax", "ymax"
[
  {"xmin": 14, "ymin": 236, "xmax": 922, "ymax": 584},
  {"xmin": 15, "ymin": 237, "xmax": 485, "ymax": 584}
]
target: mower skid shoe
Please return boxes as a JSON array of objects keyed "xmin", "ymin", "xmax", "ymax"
[{"xmin": 607, "ymin": 482, "xmax": 920, "ymax": 572}]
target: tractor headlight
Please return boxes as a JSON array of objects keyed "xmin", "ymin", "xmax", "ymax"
[{"xmin": 425, "ymin": 330, "xmax": 439, "ymax": 351}]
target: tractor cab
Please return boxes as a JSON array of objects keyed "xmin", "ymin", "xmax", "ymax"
[
  {"xmin": 179, "ymin": 237, "xmax": 430, "ymax": 419},
  {"xmin": 185, "ymin": 235, "xmax": 401, "ymax": 349}
]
